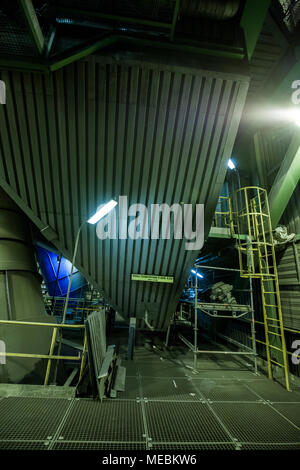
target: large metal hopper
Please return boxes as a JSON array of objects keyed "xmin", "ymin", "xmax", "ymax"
[{"xmin": 0, "ymin": 52, "xmax": 249, "ymax": 329}]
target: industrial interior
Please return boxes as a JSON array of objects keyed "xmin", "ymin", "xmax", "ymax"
[{"xmin": 0, "ymin": 0, "xmax": 300, "ymax": 452}]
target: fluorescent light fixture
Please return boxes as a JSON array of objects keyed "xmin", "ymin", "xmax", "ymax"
[
  {"xmin": 191, "ymin": 269, "xmax": 203, "ymax": 279},
  {"xmin": 228, "ymin": 159, "xmax": 235, "ymax": 170},
  {"xmin": 87, "ymin": 199, "xmax": 118, "ymax": 225}
]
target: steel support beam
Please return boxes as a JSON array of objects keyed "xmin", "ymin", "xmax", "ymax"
[
  {"xmin": 19, "ymin": 0, "xmax": 45, "ymax": 55},
  {"xmin": 240, "ymin": 0, "xmax": 270, "ymax": 59},
  {"xmin": 269, "ymin": 130, "xmax": 300, "ymax": 228},
  {"xmin": 123, "ymin": 36, "xmax": 245, "ymax": 60},
  {"xmin": 170, "ymin": 0, "xmax": 181, "ymax": 42},
  {"xmin": 253, "ymin": 132, "xmax": 268, "ymax": 190},
  {"xmin": 208, "ymin": 226, "xmax": 248, "ymax": 239},
  {"xmin": 49, "ymin": 36, "xmax": 118, "ymax": 71},
  {"xmin": 0, "ymin": 30, "xmax": 246, "ymax": 74},
  {"xmin": 54, "ymin": 7, "xmax": 172, "ymax": 30}
]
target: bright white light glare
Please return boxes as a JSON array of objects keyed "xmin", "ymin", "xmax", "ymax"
[
  {"xmin": 87, "ymin": 200, "xmax": 118, "ymax": 224},
  {"xmin": 228, "ymin": 159, "xmax": 235, "ymax": 170},
  {"xmin": 245, "ymin": 106, "xmax": 300, "ymax": 128},
  {"xmin": 291, "ymin": 109, "xmax": 300, "ymax": 127},
  {"xmin": 272, "ymin": 108, "xmax": 300, "ymax": 127},
  {"xmin": 191, "ymin": 269, "xmax": 203, "ymax": 279}
]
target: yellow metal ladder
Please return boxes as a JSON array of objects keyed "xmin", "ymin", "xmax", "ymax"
[{"xmin": 236, "ymin": 186, "xmax": 290, "ymax": 391}]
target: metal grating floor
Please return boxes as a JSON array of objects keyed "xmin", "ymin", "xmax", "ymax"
[
  {"xmin": 144, "ymin": 401, "xmax": 230, "ymax": 442},
  {"xmin": 141, "ymin": 377, "xmax": 201, "ymax": 401},
  {"xmin": 211, "ymin": 402, "xmax": 300, "ymax": 443},
  {"xmin": 52, "ymin": 441, "xmax": 147, "ymax": 450},
  {"xmin": 150, "ymin": 443, "xmax": 236, "ymax": 450},
  {"xmin": 0, "ymin": 440, "xmax": 50, "ymax": 450},
  {"xmin": 192, "ymin": 378, "xmax": 259, "ymax": 402},
  {"xmin": 0, "ymin": 346, "xmax": 299, "ymax": 450},
  {"xmin": 58, "ymin": 400, "xmax": 145, "ymax": 442},
  {"xmin": 0, "ymin": 397, "xmax": 71, "ymax": 440}
]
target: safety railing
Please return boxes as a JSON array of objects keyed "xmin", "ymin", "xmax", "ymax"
[
  {"xmin": 44, "ymin": 295, "xmax": 104, "ymax": 322},
  {"xmin": 212, "ymin": 196, "xmax": 235, "ymax": 236},
  {"xmin": 0, "ymin": 319, "xmax": 87, "ymax": 386}
]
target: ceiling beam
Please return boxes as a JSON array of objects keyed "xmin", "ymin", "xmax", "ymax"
[
  {"xmin": 170, "ymin": 0, "xmax": 181, "ymax": 42},
  {"xmin": 268, "ymin": 130, "xmax": 300, "ymax": 228},
  {"xmin": 240, "ymin": 0, "xmax": 271, "ymax": 59},
  {"xmin": 49, "ymin": 36, "xmax": 118, "ymax": 71},
  {"xmin": 0, "ymin": 32, "xmax": 246, "ymax": 73},
  {"xmin": 54, "ymin": 7, "xmax": 172, "ymax": 30},
  {"xmin": 18, "ymin": 0, "xmax": 45, "ymax": 55}
]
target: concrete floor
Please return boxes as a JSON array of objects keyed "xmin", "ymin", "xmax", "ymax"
[{"xmin": 0, "ymin": 339, "xmax": 299, "ymax": 450}]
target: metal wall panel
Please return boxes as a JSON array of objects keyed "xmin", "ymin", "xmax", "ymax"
[
  {"xmin": 0, "ymin": 53, "xmax": 249, "ymax": 330},
  {"xmin": 281, "ymin": 182, "xmax": 300, "ymax": 234},
  {"xmin": 254, "ymin": 124, "xmax": 294, "ymax": 192},
  {"xmin": 246, "ymin": 14, "xmax": 289, "ymax": 102},
  {"xmin": 278, "ymin": 182, "xmax": 300, "ymax": 330}
]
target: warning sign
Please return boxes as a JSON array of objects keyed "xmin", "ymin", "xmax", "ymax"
[{"xmin": 131, "ymin": 274, "xmax": 174, "ymax": 283}]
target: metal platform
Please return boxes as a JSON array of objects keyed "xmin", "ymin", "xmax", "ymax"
[
  {"xmin": 0, "ymin": 346, "xmax": 299, "ymax": 450},
  {"xmin": 196, "ymin": 302, "xmax": 251, "ymax": 314}
]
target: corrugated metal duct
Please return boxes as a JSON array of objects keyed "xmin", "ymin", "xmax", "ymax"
[{"xmin": 0, "ymin": 53, "xmax": 249, "ymax": 330}]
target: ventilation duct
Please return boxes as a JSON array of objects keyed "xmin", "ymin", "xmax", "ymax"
[{"xmin": 0, "ymin": 189, "xmax": 56, "ymax": 384}]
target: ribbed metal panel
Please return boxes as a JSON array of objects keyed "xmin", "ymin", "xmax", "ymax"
[
  {"xmin": 252, "ymin": 124, "xmax": 300, "ymax": 331},
  {"xmin": 277, "ymin": 184, "xmax": 300, "ymax": 330},
  {"xmin": 0, "ymin": 53, "xmax": 249, "ymax": 329},
  {"xmin": 254, "ymin": 125, "xmax": 294, "ymax": 191},
  {"xmin": 247, "ymin": 14, "xmax": 289, "ymax": 101},
  {"xmin": 281, "ymin": 183, "xmax": 300, "ymax": 234}
]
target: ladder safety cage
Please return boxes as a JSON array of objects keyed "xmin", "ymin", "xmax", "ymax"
[{"xmin": 236, "ymin": 186, "xmax": 290, "ymax": 391}]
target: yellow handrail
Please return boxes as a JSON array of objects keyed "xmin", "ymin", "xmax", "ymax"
[{"xmin": 0, "ymin": 318, "xmax": 85, "ymax": 386}]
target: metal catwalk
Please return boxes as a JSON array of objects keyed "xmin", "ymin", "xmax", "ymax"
[{"xmin": 0, "ymin": 345, "xmax": 299, "ymax": 450}]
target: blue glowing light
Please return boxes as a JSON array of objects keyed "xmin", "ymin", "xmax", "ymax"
[{"xmin": 191, "ymin": 269, "xmax": 203, "ymax": 279}]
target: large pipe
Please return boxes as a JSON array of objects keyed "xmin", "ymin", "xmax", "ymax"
[
  {"xmin": 0, "ymin": 189, "xmax": 56, "ymax": 384},
  {"xmin": 181, "ymin": 0, "xmax": 241, "ymax": 20}
]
